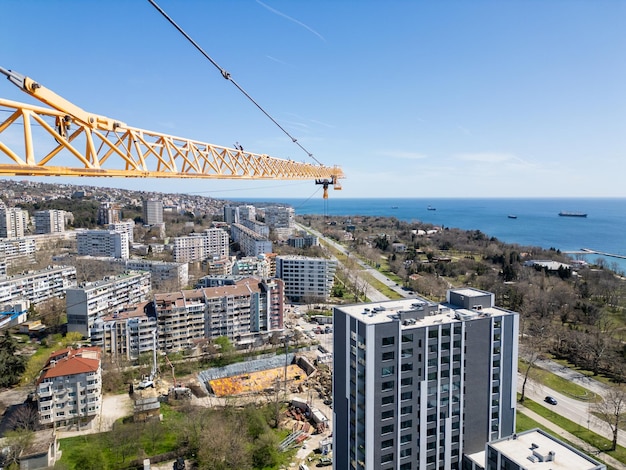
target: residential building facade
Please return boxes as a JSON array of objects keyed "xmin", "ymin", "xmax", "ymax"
[
  {"xmin": 264, "ymin": 206, "xmax": 295, "ymax": 239},
  {"xmin": 142, "ymin": 199, "xmax": 163, "ymax": 225},
  {"xmin": 97, "ymin": 201, "xmax": 120, "ymax": 225},
  {"xmin": 230, "ymin": 223, "xmax": 272, "ymax": 257},
  {"xmin": 91, "ymin": 302, "xmax": 157, "ymax": 360},
  {"xmin": 275, "ymin": 255, "xmax": 337, "ymax": 302},
  {"xmin": 35, "ymin": 347, "xmax": 102, "ymax": 428},
  {"xmin": 173, "ymin": 228, "xmax": 229, "ymax": 263},
  {"xmin": 153, "ymin": 277, "xmax": 284, "ymax": 351},
  {"xmin": 0, "ymin": 201, "xmax": 27, "ymax": 239},
  {"xmin": 34, "ymin": 210, "xmax": 66, "ymax": 234},
  {"xmin": 77, "ymin": 230, "xmax": 130, "ymax": 259},
  {"xmin": 66, "ymin": 271, "xmax": 151, "ymax": 337},
  {"xmin": 333, "ymin": 288, "xmax": 519, "ymax": 470},
  {"xmin": 0, "ymin": 265, "xmax": 77, "ymax": 305}
]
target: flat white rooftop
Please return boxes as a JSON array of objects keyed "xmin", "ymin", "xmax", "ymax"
[
  {"xmin": 489, "ymin": 429, "xmax": 603, "ymax": 469},
  {"xmin": 338, "ymin": 297, "xmax": 511, "ymax": 327}
]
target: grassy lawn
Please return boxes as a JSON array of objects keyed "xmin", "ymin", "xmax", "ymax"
[
  {"xmin": 515, "ymin": 410, "xmax": 552, "ymax": 434},
  {"xmin": 520, "ymin": 360, "xmax": 600, "ymax": 402}
]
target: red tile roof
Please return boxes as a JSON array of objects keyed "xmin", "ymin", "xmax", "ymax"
[{"xmin": 37, "ymin": 347, "xmax": 101, "ymax": 384}]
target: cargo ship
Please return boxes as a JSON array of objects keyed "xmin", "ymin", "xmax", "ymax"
[{"xmin": 558, "ymin": 211, "xmax": 587, "ymax": 218}]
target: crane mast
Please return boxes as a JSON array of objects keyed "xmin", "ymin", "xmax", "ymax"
[{"xmin": 0, "ymin": 67, "xmax": 344, "ymax": 192}]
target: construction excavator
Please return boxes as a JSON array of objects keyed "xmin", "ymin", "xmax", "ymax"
[{"xmin": 0, "ymin": 67, "xmax": 344, "ymax": 198}]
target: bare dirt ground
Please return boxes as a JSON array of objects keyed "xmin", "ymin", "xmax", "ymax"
[{"xmin": 55, "ymin": 393, "xmax": 133, "ymax": 438}]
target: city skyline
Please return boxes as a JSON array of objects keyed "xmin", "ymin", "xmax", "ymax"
[{"xmin": 2, "ymin": 1, "xmax": 625, "ymax": 199}]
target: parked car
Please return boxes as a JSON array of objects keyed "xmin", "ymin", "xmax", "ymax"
[{"xmin": 544, "ymin": 396, "xmax": 558, "ymax": 405}]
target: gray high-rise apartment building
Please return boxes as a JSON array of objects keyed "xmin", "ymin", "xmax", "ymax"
[
  {"xmin": 333, "ymin": 288, "xmax": 518, "ymax": 470},
  {"xmin": 0, "ymin": 201, "xmax": 26, "ymax": 239},
  {"xmin": 34, "ymin": 209, "xmax": 65, "ymax": 234},
  {"xmin": 142, "ymin": 199, "xmax": 163, "ymax": 225}
]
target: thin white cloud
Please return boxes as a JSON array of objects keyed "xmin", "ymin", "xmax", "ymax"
[
  {"xmin": 266, "ymin": 55, "xmax": 288, "ymax": 66},
  {"xmin": 256, "ymin": 0, "xmax": 326, "ymax": 42},
  {"xmin": 455, "ymin": 152, "xmax": 530, "ymax": 165}
]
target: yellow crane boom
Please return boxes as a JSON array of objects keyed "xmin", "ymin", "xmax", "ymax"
[{"xmin": 0, "ymin": 67, "xmax": 343, "ymax": 195}]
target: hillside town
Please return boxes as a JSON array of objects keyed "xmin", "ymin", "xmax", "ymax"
[{"xmin": 0, "ymin": 179, "xmax": 620, "ymax": 470}]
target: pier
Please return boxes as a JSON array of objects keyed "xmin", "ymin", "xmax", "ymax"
[{"xmin": 563, "ymin": 249, "xmax": 626, "ymax": 260}]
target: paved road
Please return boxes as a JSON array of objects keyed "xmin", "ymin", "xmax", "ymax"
[
  {"xmin": 298, "ymin": 223, "xmax": 409, "ymax": 303},
  {"xmin": 519, "ymin": 358, "xmax": 626, "ymax": 460}
]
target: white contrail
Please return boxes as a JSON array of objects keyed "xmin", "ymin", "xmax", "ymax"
[{"xmin": 256, "ymin": 0, "xmax": 326, "ymax": 42}]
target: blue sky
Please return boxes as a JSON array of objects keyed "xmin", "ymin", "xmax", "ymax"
[{"xmin": 1, "ymin": 1, "xmax": 625, "ymax": 199}]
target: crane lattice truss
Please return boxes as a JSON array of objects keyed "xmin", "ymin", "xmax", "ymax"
[{"xmin": 0, "ymin": 68, "xmax": 344, "ymax": 189}]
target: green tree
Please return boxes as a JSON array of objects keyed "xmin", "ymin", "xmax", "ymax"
[{"xmin": 0, "ymin": 331, "xmax": 26, "ymax": 387}]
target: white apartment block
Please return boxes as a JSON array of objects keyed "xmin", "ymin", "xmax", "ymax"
[
  {"xmin": 0, "ymin": 238, "xmax": 36, "ymax": 267},
  {"xmin": 238, "ymin": 205, "xmax": 256, "ymax": 222},
  {"xmin": 230, "ymin": 223, "xmax": 273, "ymax": 257},
  {"xmin": 232, "ymin": 255, "xmax": 271, "ymax": 278},
  {"xmin": 333, "ymin": 289, "xmax": 519, "ymax": 470},
  {"xmin": 276, "ymin": 255, "xmax": 337, "ymax": 302},
  {"xmin": 91, "ymin": 302, "xmax": 157, "ymax": 360},
  {"xmin": 0, "ymin": 265, "xmax": 77, "ymax": 305},
  {"xmin": 34, "ymin": 210, "xmax": 66, "ymax": 234},
  {"xmin": 154, "ymin": 277, "xmax": 284, "ymax": 351},
  {"xmin": 143, "ymin": 199, "xmax": 163, "ymax": 225},
  {"xmin": 173, "ymin": 228, "xmax": 229, "ymax": 263},
  {"xmin": 122, "ymin": 258, "xmax": 188, "ymax": 289},
  {"xmin": 77, "ymin": 229, "xmax": 129, "ymax": 259},
  {"xmin": 0, "ymin": 202, "xmax": 27, "ymax": 239},
  {"xmin": 264, "ymin": 206, "xmax": 295, "ymax": 239},
  {"xmin": 205, "ymin": 255, "xmax": 234, "ymax": 276},
  {"xmin": 242, "ymin": 218, "xmax": 270, "ymax": 237},
  {"xmin": 66, "ymin": 271, "xmax": 151, "ymax": 337},
  {"xmin": 36, "ymin": 347, "xmax": 102, "ymax": 428},
  {"xmin": 107, "ymin": 220, "xmax": 135, "ymax": 243}
]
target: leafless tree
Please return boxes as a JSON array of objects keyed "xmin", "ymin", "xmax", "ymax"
[
  {"xmin": 593, "ymin": 386, "xmax": 626, "ymax": 451},
  {"xmin": 519, "ymin": 320, "xmax": 551, "ymax": 403}
]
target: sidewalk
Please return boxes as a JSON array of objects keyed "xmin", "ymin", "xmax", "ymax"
[{"xmin": 518, "ymin": 404, "xmax": 626, "ymax": 470}]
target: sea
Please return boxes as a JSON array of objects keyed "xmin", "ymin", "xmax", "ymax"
[{"xmin": 232, "ymin": 197, "xmax": 626, "ymax": 274}]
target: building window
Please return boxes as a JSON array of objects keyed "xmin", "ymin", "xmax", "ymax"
[
  {"xmin": 401, "ymin": 377, "xmax": 413, "ymax": 386},
  {"xmin": 382, "ymin": 380, "xmax": 394, "ymax": 391},
  {"xmin": 382, "ymin": 439, "xmax": 394, "ymax": 449},
  {"xmin": 401, "ymin": 363, "xmax": 413, "ymax": 372},
  {"xmin": 382, "ymin": 351, "xmax": 395, "ymax": 361},
  {"xmin": 382, "ymin": 424, "xmax": 394, "ymax": 434},
  {"xmin": 402, "ymin": 333, "xmax": 413, "ymax": 343},
  {"xmin": 401, "ymin": 405, "xmax": 413, "ymax": 415},
  {"xmin": 382, "ymin": 410, "xmax": 394, "ymax": 419},
  {"xmin": 382, "ymin": 336, "xmax": 395, "ymax": 346},
  {"xmin": 400, "ymin": 434, "xmax": 412, "ymax": 444},
  {"xmin": 382, "ymin": 366, "xmax": 395, "ymax": 377},
  {"xmin": 401, "ymin": 420, "xmax": 412, "ymax": 429},
  {"xmin": 401, "ymin": 391, "xmax": 413, "ymax": 401},
  {"xmin": 382, "ymin": 395, "xmax": 395, "ymax": 405},
  {"xmin": 381, "ymin": 453, "xmax": 394, "ymax": 464},
  {"xmin": 400, "ymin": 447, "xmax": 412, "ymax": 458}
]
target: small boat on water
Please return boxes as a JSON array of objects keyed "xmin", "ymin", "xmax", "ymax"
[
  {"xmin": 508, "ymin": 215, "xmax": 517, "ymax": 219},
  {"xmin": 559, "ymin": 211, "xmax": 587, "ymax": 218},
  {"xmin": 427, "ymin": 206, "xmax": 436, "ymax": 211}
]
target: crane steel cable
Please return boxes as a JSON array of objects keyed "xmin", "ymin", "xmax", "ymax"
[{"xmin": 147, "ymin": 0, "xmax": 322, "ymax": 165}]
